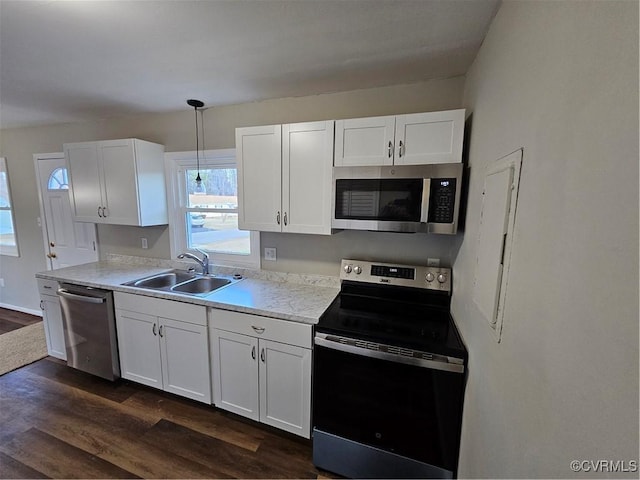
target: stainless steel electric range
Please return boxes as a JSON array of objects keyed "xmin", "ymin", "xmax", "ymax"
[{"xmin": 312, "ymin": 259, "xmax": 467, "ymax": 479}]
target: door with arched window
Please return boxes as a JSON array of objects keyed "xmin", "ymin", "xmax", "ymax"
[{"xmin": 35, "ymin": 155, "xmax": 98, "ymax": 269}]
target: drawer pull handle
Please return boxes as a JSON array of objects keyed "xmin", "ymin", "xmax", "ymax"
[
  {"xmin": 251, "ymin": 326, "xmax": 265, "ymax": 334},
  {"xmin": 260, "ymin": 348, "xmax": 266, "ymax": 363},
  {"xmin": 159, "ymin": 325, "xmax": 164, "ymax": 337},
  {"xmin": 152, "ymin": 323, "xmax": 157, "ymax": 336},
  {"xmin": 251, "ymin": 346, "xmax": 256, "ymax": 360}
]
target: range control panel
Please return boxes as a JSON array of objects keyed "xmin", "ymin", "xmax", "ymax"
[{"xmin": 340, "ymin": 259, "xmax": 451, "ymax": 293}]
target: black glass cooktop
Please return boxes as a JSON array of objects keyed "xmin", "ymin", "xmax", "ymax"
[{"xmin": 316, "ymin": 281, "xmax": 467, "ymax": 359}]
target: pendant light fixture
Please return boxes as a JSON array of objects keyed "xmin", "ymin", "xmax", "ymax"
[{"xmin": 187, "ymin": 99, "xmax": 206, "ymax": 194}]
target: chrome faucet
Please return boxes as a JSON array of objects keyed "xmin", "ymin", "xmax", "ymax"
[{"xmin": 178, "ymin": 248, "xmax": 209, "ymax": 275}]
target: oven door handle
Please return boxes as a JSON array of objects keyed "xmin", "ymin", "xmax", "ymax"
[{"xmin": 314, "ymin": 334, "xmax": 464, "ymax": 374}]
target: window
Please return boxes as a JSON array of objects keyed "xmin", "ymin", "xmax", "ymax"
[
  {"xmin": 166, "ymin": 149, "xmax": 259, "ymax": 269},
  {"xmin": 0, "ymin": 157, "xmax": 19, "ymax": 257},
  {"xmin": 48, "ymin": 167, "xmax": 69, "ymax": 190}
]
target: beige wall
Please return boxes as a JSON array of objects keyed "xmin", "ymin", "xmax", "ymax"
[
  {"xmin": 454, "ymin": 1, "xmax": 638, "ymax": 477},
  {"xmin": 0, "ymin": 77, "xmax": 464, "ymax": 311}
]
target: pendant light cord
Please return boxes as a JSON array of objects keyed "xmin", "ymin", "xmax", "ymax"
[{"xmin": 194, "ymin": 106, "xmax": 201, "ymax": 182}]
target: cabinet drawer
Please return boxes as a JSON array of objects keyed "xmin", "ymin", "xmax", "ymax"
[
  {"xmin": 114, "ymin": 292, "xmax": 207, "ymax": 326},
  {"xmin": 209, "ymin": 308, "xmax": 312, "ymax": 348},
  {"xmin": 37, "ymin": 278, "xmax": 59, "ymax": 296}
]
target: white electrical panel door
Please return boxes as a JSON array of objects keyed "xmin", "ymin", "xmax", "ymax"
[{"xmin": 473, "ymin": 149, "xmax": 522, "ymax": 341}]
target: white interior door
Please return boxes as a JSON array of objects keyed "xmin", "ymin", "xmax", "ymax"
[{"xmin": 35, "ymin": 155, "xmax": 98, "ymax": 269}]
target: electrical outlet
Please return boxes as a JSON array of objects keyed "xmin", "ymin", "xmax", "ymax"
[
  {"xmin": 0, "ymin": 278, "xmax": 5, "ymax": 287},
  {"xmin": 427, "ymin": 257, "xmax": 440, "ymax": 267},
  {"xmin": 264, "ymin": 247, "xmax": 277, "ymax": 261},
  {"xmin": 141, "ymin": 238, "xmax": 148, "ymax": 249}
]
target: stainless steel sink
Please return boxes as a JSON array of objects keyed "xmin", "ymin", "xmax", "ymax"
[
  {"xmin": 123, "ymin": 269, "xmax": 241, "ymax": 296},
  {"xmin": 132, "ymin": 271, "xmax": 197, "ymax": 288},
  {"xmin": 171, "ymin": 277, "xmax": 232, "ymax": 294}
]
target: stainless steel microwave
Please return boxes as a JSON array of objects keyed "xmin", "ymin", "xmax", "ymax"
[{"xmin": 332, "ymin": 163, "xmax": 463, "ymax": 234}]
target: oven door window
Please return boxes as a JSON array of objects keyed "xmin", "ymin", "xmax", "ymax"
[
  {"xmin": 335, "ymin": 178, "xmax": 423, "ymax": 221},
  {"xmin": 313, "ymin": 344, "xmax": 464, "ymax": 472}
]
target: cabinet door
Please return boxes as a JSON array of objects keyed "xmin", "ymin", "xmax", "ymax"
[
  {"xmin": 41, "ymin": 294, "xmax": 66, "ymax": 360},
  {"xmin": 65, "ymin": 142, "xmax": 103, "ymax": 222},
  {"xmin": 115, "ymin": 309, "xmax": 162, "ymax": 389},
  {"xmin": 211, "ymin": 329, "xmax": 259, "ymax": 420},
  {"xmin": 282, "ymin": 121, "xmax": 334, "ymax": 235},
  {"xmin": 258, "ymin": 339, "xmax": 311, "ymax": 438},
  {"xmin": 99, "ymin": 139, "xmax": 141, "ymax": 225},
  {"xmin": 394, "ymin": 110, "xmax": 465, "ymax": 165},
  {"xmin": 159, "ymin": 318, "xmax": 211, "ymax": 404},
  {"xmin": 334, "ymin": 116, "xmax": 395, "ymax": 166},
  {"xmin": 236, "ymin": 125, "xmax": 282, "ymax": 232}
]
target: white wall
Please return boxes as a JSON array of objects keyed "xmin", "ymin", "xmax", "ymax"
[
  {"xmin": 454, "ymin": 1, "xmax": 638, "ymax": 477},
  {"xmin": 0, "ymin": 77, "xmax": 464, "ymax": 311}
]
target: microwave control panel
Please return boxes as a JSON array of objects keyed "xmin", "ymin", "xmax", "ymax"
[{"xmin": 428, "ymin": 178, "xmax": 457, "ymax": 223}]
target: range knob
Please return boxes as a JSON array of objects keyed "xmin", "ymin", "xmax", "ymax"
[
  {"xmin": 353, "ymin": 266, "xmax": 363, "ymax": 275},
  {"xmin": 437, "ymin": 273, "xmax": 447, "ymax": 283},
  {"xmin": 425, "ymin": 272, "xmax": 435, "ymax": 282},
  {"xmin": 344, "ymin": 265, "xmax": 353, "ymax": 274}
]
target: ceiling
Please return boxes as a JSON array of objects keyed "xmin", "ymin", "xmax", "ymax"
[{"xmin": 0, "ymin": 0, "xmax": 500, "ymax": 129}]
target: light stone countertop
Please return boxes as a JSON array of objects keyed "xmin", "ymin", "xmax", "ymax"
[{"xmin": 36, "ymin": 258, "xmax": 340, "ymax": 325}]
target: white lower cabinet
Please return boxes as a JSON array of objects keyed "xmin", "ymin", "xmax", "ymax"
[
  {"xmin": 114, "ymin": 292, "xmax": 210, "ymax": 404},
  {"xmin": 37, "ymin": 279, "xmax": 66, "ymax": 360},
  {"xmin": 210, "ymin": 309, "xmax": 312, "ymax": 438}
]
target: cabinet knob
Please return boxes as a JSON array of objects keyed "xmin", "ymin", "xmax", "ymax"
[
  {"xmin": 47, "ymin": 253, "xmax": 57, "ymax": 259},
  {"xmin": 283, "ymin": 212, "xmax": 288, "ymax": 226},
  {"xmin": 98, "ymin": 206, "xmax": 103, "ymax": 218},
  {"xmin": 50, "ymin": 242, "xmax": 55, "ymax": 247},
  {"xmin": 276, "ymin": 211, "xmax": 280, "ymax": 225},
  {"xmin": 388, "ymin": 141, "xmax": 393, "ymax": 158},
  {"xmin": 260, "ymin": 348, "xmax": 266, "ymax": 363},
  {"xmin": 252, "ymin": 345, "xmax": 256, "ymax": 360},
  {"xmin": 398, "ymin": 140, "xmax": 404, "ymax": 158},
  {"xmin": 159, "ymin": 325, "xmax": 164, "ymax": 337},
  {"xmin": 152, "ymin": 323, "xmax": 157, "ymax": 336}
]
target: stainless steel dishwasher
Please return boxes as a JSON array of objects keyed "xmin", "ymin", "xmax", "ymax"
[{"xmin": 57, "ymin": 283, "xmax": 120, "ymax": 381}]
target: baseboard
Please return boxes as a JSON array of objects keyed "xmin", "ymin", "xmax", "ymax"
[{"xmin": 0, "ymin": 302, "xmax": 43, "ymax": 317}]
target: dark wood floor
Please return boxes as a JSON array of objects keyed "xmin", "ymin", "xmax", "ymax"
[
  {"xmin": 0, "ymin": 307, "xmax": 41, "ymax": 335},
  {"xmin": 0, "ymin": 358, "xmax": 334, "ymax": 479}
]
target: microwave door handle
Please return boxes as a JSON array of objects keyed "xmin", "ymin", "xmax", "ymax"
[{"xmin": 420, "ymin": 178, "xmax": 431, "ymax": 223}]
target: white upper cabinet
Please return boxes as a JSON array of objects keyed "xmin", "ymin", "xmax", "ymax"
[
  {"xmin": 236, "ymin": 125, "xmax": 283, "ymax": 233},
  {"xmin": 236, "ymin": 121, "xmax": 334, "ymax": 235},
  {"xmin": 335, "ymin": 109, "xmax": 465, "ymax": 166},
  {"xmin": 64, "ymin": 138, "xmax": 168, "ymax": 226}
]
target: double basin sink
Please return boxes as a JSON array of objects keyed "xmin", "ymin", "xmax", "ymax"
[{"xmin": 123, "ymin": 269, "xmax": 242, "ymax": 296}]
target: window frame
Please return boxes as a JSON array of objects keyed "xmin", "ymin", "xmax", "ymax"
[
  {"xmin": 165, "ymin": 148, "xmax": 260, "ymax": 269},
  {"xmin": 0, "ymin": 157, "xmax": 19, "ymax": 257}
]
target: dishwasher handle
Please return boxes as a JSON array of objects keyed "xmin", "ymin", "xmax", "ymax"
[{"xmin": 57, "ymin": 289, "xmax": 106, "ymax": 304}]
